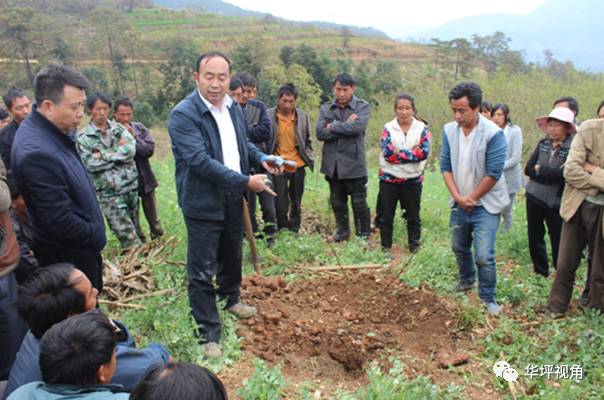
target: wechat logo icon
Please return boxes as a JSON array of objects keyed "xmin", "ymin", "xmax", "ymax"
[{"xmin": 493, "ymin": 360, "xmax": 518, "ymax": 383}]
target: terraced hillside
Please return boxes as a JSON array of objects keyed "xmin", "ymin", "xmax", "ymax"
[{"xmin": 127, "ymin": 8, "xmax": 431, "ymax": 63}]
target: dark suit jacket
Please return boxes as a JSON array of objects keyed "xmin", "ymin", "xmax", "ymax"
[
  {"xmin": 11, "ymin": 109, "xmax": 106, "ymax": 255},
  {"xmin": 168, "ymin": 91, "xmax": 265, "ymax": 220}
]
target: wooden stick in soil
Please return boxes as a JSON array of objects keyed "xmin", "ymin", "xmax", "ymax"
[
  {"xmin": 307, "ymin": 263, "xmax": 384, "ymax": 272},
  {"xmin": 99, "ymin": 299, "xmax": 145, "ymax": 310},
  {"xmin": 242, "ymin": 198, "xmax": 261, "ymax": 274},
  {"xmin": 306, "ymin": 193, "xmax": 347, "ymax": 274}
]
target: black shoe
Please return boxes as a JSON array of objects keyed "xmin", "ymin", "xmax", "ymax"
[
  {"xmin": 327, "ymin": 230, "xmax": 350, "ymax": 242},
  {"xmin": 150, "ymin": 222, "xmax": 164, "ymax": 239}
]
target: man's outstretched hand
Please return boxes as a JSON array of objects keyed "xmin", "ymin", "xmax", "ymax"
[{"xmin": 248, "ymin": 174, "xmax": 277, "ymax": 196}]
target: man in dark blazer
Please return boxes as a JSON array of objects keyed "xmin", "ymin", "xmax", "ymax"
[
  {"xmin": 168, "ymin": 51, "xmax": 280, "ymax": 358},
  {"xmin": 11, "ymin": 64, "xmax": 106, "ymax": 290}
]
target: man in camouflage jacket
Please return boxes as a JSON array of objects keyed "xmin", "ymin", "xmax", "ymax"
[{"xmin": 77, "ymin": 93, "xmax": 142, "ymax": 249}]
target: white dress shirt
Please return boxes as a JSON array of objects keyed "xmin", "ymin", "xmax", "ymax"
[{"xmin": 198, "ymin": 90, "xmax": 241, "ymax": 173}]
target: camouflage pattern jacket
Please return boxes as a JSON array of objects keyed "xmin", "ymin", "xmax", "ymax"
[{"xmin": 77, "ymin": 120, "xmax": 138, "ymax": 198}]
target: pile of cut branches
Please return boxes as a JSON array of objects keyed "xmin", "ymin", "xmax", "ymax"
[{"xmin": 100, "ymin": 236, "xmax": 179, "ymax": 309}]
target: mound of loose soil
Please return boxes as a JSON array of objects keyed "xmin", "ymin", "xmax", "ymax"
[{"xmin": 237, "ymin": 272, "xmax": 489, "ymax": 396}]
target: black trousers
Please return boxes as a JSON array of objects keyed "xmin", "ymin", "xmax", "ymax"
[
  {"xmin": 140, "ymin": 190, "xmax": 163, "ymax": 237},
  {"xmin": 378, "ymin": 181, "xmax": 422, "ymax": 249},
  {"xmin": 273, "ymin": 168, "xmax": 306, "ymax": 232},
  {"xmin": 247, "ymin": 175, "xmax": 277, "ymax": 238},
  {"xmin": 33, "ymin": 242, "xmax": 103, "ymax": 291},
  {"xmin": 526, "ymin": 196, "xmax": 563, "ymax": 276},
  {"xmin": 327, "ymin": 175, "xmax": 370, "ymax": 237},
  {"xmin": 184, "ymin": 195, "xmax": 243, "ymax": 343}
]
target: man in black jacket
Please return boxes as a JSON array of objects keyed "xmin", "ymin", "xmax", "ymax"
[
  {"xmin": 0, "ymin": 87, "xmax": 37, "ymax": 283},
  {"xmin": 168, "ymin": 52, "xmax": 280, "ymax": 358},
  {"xmin": 232, "ymin": 73, "xmax": 277, "ymax": 243},
  {"xmin": 317, "ymin": 73, "xmax": 371, "ymax": 241},
  {"xmin": 0, "ymin": 87, "xmax": 31, "ymax": 199},
  {"xmin": 11, "ymin": 64, "xmax": 106, "ymax": 290}
]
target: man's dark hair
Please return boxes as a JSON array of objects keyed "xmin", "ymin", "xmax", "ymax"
[
  {"xmin": 480, "ymin": 101, "xmax": 492, "ymax": 114},
  {"xmin": 3, "ymin": 86, "xmax": 28, "ymax": 110},
  {"xmin": 113, "ymin": 96, "xmax": 134, "ymax": 111},
  {"xmin": 448, "ymin": 81, "xmax": 482, "ymax": 109},
  {"xmin": 236, "ymin": 72, "xmax": 257, "ymax": 88},
  {"xmin": 333, "ymin": 73, "xmax": 354, "ymax": 87},
  {"xmin": 130, "ymin": 362, "xmax": 228, "ymax": 400},
  {"xmin": 17, "ymin": 263, "xmax": 86, "ymax": 339},
  {"xmin": 0, "ymin": 108, "xmax": 9, "ymax": 120},
  {"xmin": 33, "ymin": 64, "xmax": 90, "ymax": 105},
  {"xmin": 86, "ymin": 92, "xmax": 112, "ymax": 110},
  {"xmin": 553, "ymin": 96, "xmax": 580, "ymax": 117},
  {"xmin": 229, "ymin": 77, "xmax": 243, "ymax": 92},
  {"xmin": 195, "ymin": 51, "xmax": 232, "ymax": 74},
  {"xmin": 491, "ymin": 103, "xmax": 513, "ymax": 125},
  {"xmin": 39, "ymin": 310, "xmax": 116, "ymax": 385},
  {"xmin": 597, "ymin": 100, "xmax": 604, "ymax": 116},
  {"xmin": 277, "ymin": 83, "xmax": 298, "ymax": 99}
]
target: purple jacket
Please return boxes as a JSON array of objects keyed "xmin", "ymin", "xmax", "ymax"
[{"xmin": 131, "ymin": 122, "xmax": 158, "ymax": 195}]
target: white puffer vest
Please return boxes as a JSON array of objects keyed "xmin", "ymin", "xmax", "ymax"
[{"xmin": 379, "ymin": 117, "xmax": 427, "ymax": 179}]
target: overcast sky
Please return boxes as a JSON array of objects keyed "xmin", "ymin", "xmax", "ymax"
[{"xmin": 227, "ymin": 0, "xmax": 548, "ymax": 38}]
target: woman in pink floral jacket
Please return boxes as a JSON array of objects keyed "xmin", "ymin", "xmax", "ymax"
[{"xmin": 377, "ymin": 93, "xmax": 431, "ymax": 254}]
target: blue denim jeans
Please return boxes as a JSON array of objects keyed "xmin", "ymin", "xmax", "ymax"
[{"xmin": 450, "ymin": 206, "xmax": 500, "ymax": 303}]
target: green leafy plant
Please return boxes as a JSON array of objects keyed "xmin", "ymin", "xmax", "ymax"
[
  {"xmin": 336, "ymin": 359, "xmax": 464, "ymax": 399},
  {"xmin": 237, "ymin": 359, "xmax": 288, "ymax": 400}
]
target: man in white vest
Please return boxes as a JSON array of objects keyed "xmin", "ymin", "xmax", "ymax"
[{"xmin": 440, "ymin": 82, "xmax": 509, "ymax": 317}]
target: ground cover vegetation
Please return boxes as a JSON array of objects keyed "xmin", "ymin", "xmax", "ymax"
[{"xmin": 2, "ymin": 1, "xmax": 603, "ymax": 398}]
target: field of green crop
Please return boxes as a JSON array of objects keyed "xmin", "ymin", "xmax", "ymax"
[{"xmin": 102, "ymin": 135, "xmax": 602, "ymax": 399}]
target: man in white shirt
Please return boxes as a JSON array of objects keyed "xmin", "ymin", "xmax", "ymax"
[{"xmin": 168, "ymin": 51, "xmax": 281, "ymax": 358}]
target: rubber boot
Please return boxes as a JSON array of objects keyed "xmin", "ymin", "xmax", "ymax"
[
  {"xmin": 353, "ymin": 206, "xmax": 371, "ymax": 239},
  {"xmin": 328, "ymin": 206, "xmax": 350, "ymax": 242}
]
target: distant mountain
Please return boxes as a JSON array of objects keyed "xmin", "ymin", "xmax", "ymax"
[
  {"xmin": 417, "ymin": 0, "xmax": 603, "ymax": 72},
  {"xmin": 154, "ymin": 0, "xmax": 388, "ymax": 38},
  {"xmin": 155, "ymin": 0, "xmax": 262, "ymax": 17}
]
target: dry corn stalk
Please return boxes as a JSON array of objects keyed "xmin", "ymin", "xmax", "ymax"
[{"xmin": 101, "ymin": 236, "xmax": 179, "ymax": 307}]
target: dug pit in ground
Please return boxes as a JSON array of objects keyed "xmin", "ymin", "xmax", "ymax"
[{"xmin": 237, "ymin": 272, "xmax": 489, "ymax": 395}]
